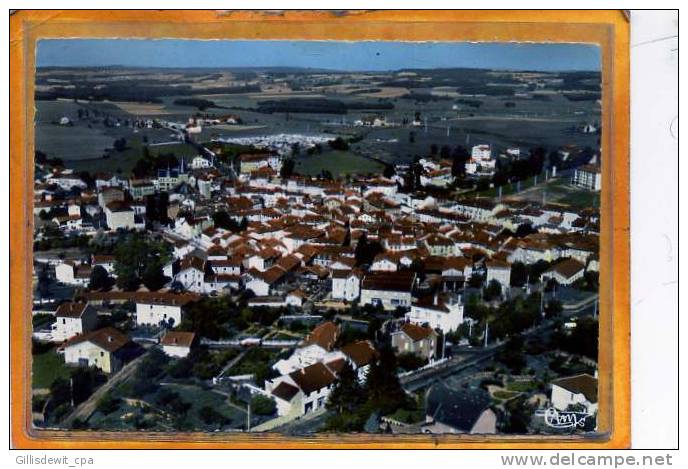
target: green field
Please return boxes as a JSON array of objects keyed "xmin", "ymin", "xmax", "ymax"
[
  {"xmin": 295, "ymin": 150, "xmax": 385, "ymax": 177},
  {"xmin": 32, "ymin": 349, "xmax": 71, "ymax": 390},
  {"xmin": 501, "ymin": 176, "xmax": 600, "ymax": 209}
]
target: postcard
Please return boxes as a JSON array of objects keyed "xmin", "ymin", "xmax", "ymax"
[{"xmin": 10, "ymin": 10, "xmax": 630, "ymax": 449}]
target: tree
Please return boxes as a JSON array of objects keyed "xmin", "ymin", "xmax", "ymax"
[
  {"xmin": 383, "ymin": 164, "xmax": 395, "ymax": 178},
  {"xmin": 142, "ymin": 259, "xmax": 167, "ymax": 291},
  {"xmin": 354, "ymin": 233, "xmax": 384, "ymax": 267},
  {"xmin": 497, "ymin": 336, "xmax": 526, "ymax": 373},
  {"xmin": 483, "ymin": 279, "xmax": 503, "ymax": 301},
  {"xmin": 364, "ymin": 345, "xmax": 407, "ymax": 415},
  {"xmin": 326, "ymin": 362, "xmax": 366, "ymax": 431},
  {"xmin": 251, "ymin": 395, "xmax": 277, "ymax": 416},
  {"xmin": 328, "ymin": 137, "xmax": 349, "ymax": 151},
  {"xmin": 89, "ymin": 265, "xmax": 113, "ymax": 291},
  {"xmin": 510, "ymin": 262, "xmax": 528, "ymax": 287},
  {"xmin": 114, "ymin": 233, "xmax": 171, "ymax": 291},
  {"xmin": 199, "ymin": 406, "xmax": 230, "ymax": 427},
  {"xmin": 113, "ymin": 138, "xmax": 128, "ymax": 152},
  {"xmin": 280, "ymin": 158, "xmax": 296, "ymax": 178}
]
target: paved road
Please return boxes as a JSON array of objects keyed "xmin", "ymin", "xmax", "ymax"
[
  {"xmin": 273, "ymin": 408, "xmax": 330, "ymax": 435},
  {"xmin": 62, "ymin": 350, "xmax": 149, "ymax": 427}
]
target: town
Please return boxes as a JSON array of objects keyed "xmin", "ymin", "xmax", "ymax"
[{"xmin": 31, "ymin": 64, "xmax": 601, "ymax": 435}]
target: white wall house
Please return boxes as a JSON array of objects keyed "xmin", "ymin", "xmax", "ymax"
[
  {"xmin": 485, "ymin": 260, "xmax": 512, "ymax": 290},
  {"xmin": 62, "ymin": 327, "xmax": 131, "ymax": 374},
  {"xmin": 104, "ymin": 202, "xmax": 136, "ymax": 231},
  {"xmin": 360, "ymin": 272, "xmax": 415, "ymax": 311},
  {"xmin": 406, "ymin": 294, "xmax": 464, "ymax": 333},
  {"xmin": 51, "ymin": 302, "xmax": 99, "ymax": 342},
  {"xmin": 160, "ymin": 331, "xmax": 196, "ymax": 358},
  {"xmin": 551, "ymin": 374, "xmax": 598, "ymax": 415},
  {"xmin": 136, "ymin": 301, "xmax": 184, "ymax": 327},
  {"xmin": 331, "ymin": 270, "xmax": 361, "ymax": 302}
]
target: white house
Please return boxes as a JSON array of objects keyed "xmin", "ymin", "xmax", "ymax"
[
  {"xmin": 266, "ymin": 362, "xmax": 337, "ymax": 416},
  {"xmin": 55, "ymin": 261, "xmax": 91, "ymax": 287},
  {"xmin": 61, "ymin": 327, "xmax": 133, "ymax": 374},
  {"xmin": 551, "ymin": 373, "xmax": 598, "ymax": 415},
  {"xmin": 160, "ymin": 331, "xmax": 196, "ymax": 358},
  {"xmin": 360, "ymin": 271, "xmax": 416, "ymax": 311},
  {"xmin": 136, "ymin": 298, "xmax": 184, "ymax": 327},
  {"xmin": 51, "ymin": 302, "xmax": 99, "ymax": 342},
  {"xmin": 540, "ymin": 258, "xmax": 586, "ymax": 286},
  {"xmin": 572, "ymin": 164, "xmax": 602, "ymax": 191},
  {"xmin": 485, "ymin": 259, "xmax": 512, "ymax": 290},
  {"xmin": 174, "ymin": 256, "xmax": 207, "ymax": 293},
  {"xmin": 190, "ymin": 156, "xmax": 212, "ymax": 169},
  {"xmin": 406, "ymin": 293, "xmax": 464, "ymax": 333},
  {"xmin": 104, "ymin": 201, "xmax": 137, "ymax": 231},
  {"xmin": 331, "ymin": 269, "xmax": 362, "ymax": 302}
]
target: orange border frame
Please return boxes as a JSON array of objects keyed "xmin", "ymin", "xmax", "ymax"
[{"xmin": 10, "ymin": 10, "xmax": 630, "ymax": 449}]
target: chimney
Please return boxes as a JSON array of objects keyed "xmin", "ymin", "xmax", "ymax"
[
  {"xmin": 433, "ymin": 293, "xmax": 438, "ymax": 306},
  {"xmin": 107, "ymin": 336, "xmax": 113, "ymax": 342}
]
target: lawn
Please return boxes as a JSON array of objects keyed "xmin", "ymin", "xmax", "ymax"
[
  {"xmin": 295, "ymin": 150, "xmax": 385, "ymax": 177},
  {"xmin": 493, "ymin": 390, "xmax": 520, "ymax": 400},
  {"xmin": 32, "ymin": 349, "xmax": 71, "ymax": 390},
  {"xmin": 506, "ymin": 380, "xmax": 537, "ymax": 393}
]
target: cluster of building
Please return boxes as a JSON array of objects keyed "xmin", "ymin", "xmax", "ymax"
[{"xmin": 33, "ymin": 133, "xmax": 601, "ymax": 430}]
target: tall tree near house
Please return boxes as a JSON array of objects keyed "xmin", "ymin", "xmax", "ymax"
[
  {"xmin": 364, "ymin": 345, "xmax": 407, "ymax": 415},
  {"xmin": 88, "ymin": 265, "xmax": 113, "ymax": 291},
  {"xmin": 326, "ymin": 362, "xmax": 366, "ymax": 431}
]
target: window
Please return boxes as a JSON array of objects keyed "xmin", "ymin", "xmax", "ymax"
[{"xmin": 100, "ymin": 351, "xmax": 104, "ymax": 357}]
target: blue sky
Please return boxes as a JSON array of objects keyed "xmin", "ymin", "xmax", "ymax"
[{"xmin": 37, "ymin": 39, "xmax": 600, "ymax": 72}]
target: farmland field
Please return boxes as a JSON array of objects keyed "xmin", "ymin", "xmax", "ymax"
[{"xmin": 295, "ymin": 150, "xmax": 385, "ymax": 177}]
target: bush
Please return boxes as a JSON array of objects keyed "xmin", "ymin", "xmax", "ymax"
[{"xmin": 250, "ymin": 395, "xmax": 276, "ymax": 416}]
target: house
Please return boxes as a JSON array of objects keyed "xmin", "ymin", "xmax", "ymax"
[
  {"xmin": 98, "ymin": 187, "xmax": 125, "ymax": 209},
  {"xmin": 174, "ymin": 256, "xmax": 207, "ymax": 293},
  {"xmin": 360, "ymin": 271, "xmax": 416, "ymax": 311},
  {"xmin": 391, "ymin": 322, "xmax": 437, "ymax": 361},
  {"xmin": 572, "ymin": 164, "xmax": 601, "ymax": 191},
  {"xmin": 51, "ymin": 302, "xmax": 98, "ymax": 342},
  {"xmin": 406, "ymin": 293, "xmax": 464, "ymax": 333},
  {"xmin": 285, "ymin": 289, "xmax": 307, "ymax": 307},
  {"xmin": 485, "ymin": 259, "xmax": 511, "ymax": 290},
  {"xmin": 266, "ymin": 362, "xmax": 337, "ymax": 416},
  {"xmin": 551, "ymin": 373, "xmax": 598, "ymax": 415},
  {"xmin": 302, "ymin": 321, "xmax": 340, "ymax": 351},
  {"xmin": 331, "ymin": 269, "xmax": 362, "ymax": 302},
  {"xmin": 91, "ymin": 255, "xmax": 116, "ymax": 275},
  {"xmin": 104, "ymin": 201, "xmax": 137, "ymax": 231},
  {"xmin": 422, "ymin": 383, "xmax": 497, "ymax": 434},
  {"xmin": 244, "ymin": 266, "xmax": 288, "ymax": 297},
  {"xmin": 341, "ymin": 340, "xmax": 377, "ymax": 383},
  {"xmin": 129, "ymin": 179, "xmax": 156, "ymax": 200},
  {"xmin": 55, "ymin": 261, "xmax": 91, "ymax": 287},
  {"xmin": 423, "ymin": 233, "xmax": 459, "ymax": 257},
  {"xmin": 61, "ymin": 327, "xmax": 137, "ymax": 374},
  {"xmin": 160, "ymin": 331, "xmax": 196, "ymax": 358},
  {"xmin": 135, "ymin": 294, "xmax": 197, "ymax": 327},
  {"xmin": 540, "ymin": 258, "xmax": 586, "ymax": 286}
]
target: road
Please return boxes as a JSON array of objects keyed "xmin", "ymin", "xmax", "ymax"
[
  {"xmin": 62, "ymin": 350, "xmax": 149, "ymax": 427},
  {"xmin": 400, "ymin": 303, "xmax": 598, "ymax": 393},
  {"xmin": 272, "ymin": 408, "xmax": 330, "ymax": 435}
]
